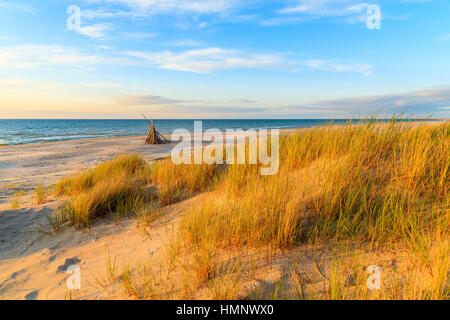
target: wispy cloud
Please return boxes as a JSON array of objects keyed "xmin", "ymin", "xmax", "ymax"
[
  {"xmin": 125, "ymin": 47, "xmax": 285, "ymax": 73},
  {"xmin": 303, "ymin": 59, "xmax": 372, "ymax": 75},
  {"xmin": 182, "ymin": 106, "xmax": 271, "ymax": 114},
  {"xmin": 0, "ymin": 45, "xmax": 124, "ymax": 69},
  {"xmin": 229, "ymin": 98, "xmax": 256, "ymax": 104},
  {"xmin": 74, "ymin": 23, "xmax": 113, "ymax": 39},
  {"xmin": 0, "ymin": 1, "xmax": 34, "ymax": 13},
  {"xmin": 113, "ymin": 86, "xmax": 450, "ymax": 118},
  {"xmin": 0, "ymin": 78, "xmax": 58, "ymax": 90},
  {"xmin": 286, "ymin": 86, "xmax": 450, "ymax": 115},
  {"xmin": 103, "ymin": 0, "xmax": 240, "ymax": 14},
  {"xmin": 277, "ymin": 0, "xmax": 369, "ymax": 15},
  {"xmin": 125, "ymin": 47, "xmax": 373, "ymax": 74},
  {"xmin": 115, "ymin": 94, "xmax": 186, "ymax": 105},
  {"xmin": 263, "ymin": 0, "xmax": 373, "ymax": 26},
  {"xmin": 113, "ymin": 93, "xmax": 269, "ymax": 115},
  {"xmin": 0, "ymin": 43, "xmax": 372, "ymax": 76}
]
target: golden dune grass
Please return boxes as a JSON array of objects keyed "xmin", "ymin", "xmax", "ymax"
[
  {"xmin": 183, "ymin": 120, "xmax": 448, "ymax": 248},
  {"xmin": 50, "ymin": 118, "xmax": 449, "ymax": 299}
]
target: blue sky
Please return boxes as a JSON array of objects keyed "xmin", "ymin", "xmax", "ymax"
[{"xmin": 0, "ymin": 0, "xmax": 449, "ymax": 118}]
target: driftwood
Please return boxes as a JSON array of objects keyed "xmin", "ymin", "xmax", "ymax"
[{"xmin": 143, "ymin": 114, "xmax": 169, "ymax": 144}]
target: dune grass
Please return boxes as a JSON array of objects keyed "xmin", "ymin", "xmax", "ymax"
[
  {"xmin": 54, "ymin": 154, "xmax": 151, "ymax": 196},
  {"xmin": 182, "ymin": 120, "xmax": 449, "ymax": 249},
  {"xmin": 32, "ymin": 184, "xmax": 48, "ymax": 205},
  {"xmin": 177, "ymin": 119, "xmax": 448, "ymax": 299},
  {"xmin": 50, "ymin": 119, "xmax": 448, "ymax": 299},
  {"xmin": 150, "ymin": 159, "xmax": 221, "ymax": 206},
  {"xmin": 52, "ymin": 153, "xmax": 220, "ymax": 228},
  {"xmin": 53, "ymin": 154, "xmax": 152, "ymax": 228},
  {"xmin": 9, "ymin": 190, "xmax": 26, "ymax": 210}
]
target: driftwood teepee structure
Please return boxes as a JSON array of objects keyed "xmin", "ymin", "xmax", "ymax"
[{"xmin": 143, "ymin": 114, "xmax": 169, "ymax": 144}]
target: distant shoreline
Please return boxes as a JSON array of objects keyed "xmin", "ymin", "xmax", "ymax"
[{"xmin": 0, "ymin": 119, "xmax": 446, "ymax": 147}]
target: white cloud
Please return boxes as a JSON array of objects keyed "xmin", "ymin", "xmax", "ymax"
[
  {"xmin": 81, "ymin": 8, "xmax": 135, "ymax": 19},
  {"xmin": 304, "ymin": 59, "xmax": 372, "ymax": 75},
  {"xmin": 125, "ymin": 47, "xmax": 373, "ymax": 74},
  {"xmin": 0, "ymin": 1, "xmax": 34, "ymax": 13},
  {"xmin": 125, "ymin": 47, "xmax": 285, "ymax": 73},
  {"xmin": 115, "ymin": 94, "xmax": 185, "ymax": 105},
  {"xmin": 287, "ymin": 86, "xmax": 450, "ymax": 115},
  {"xmin": 0, "ymin": 44, "xmax": 372, "ymax": 76},
  {"xmin": 229, "ymin": 98, "xmax": 256, "ymax": 104},
  {"xmin": 278, "ymin": 0, "xmax": 369, "ymax": 15},
  {"xmin": 263, "ymin": 0, "xmax": 374, "ymax": 26},
  {"xmin": 74, "ymin": 23, "xmax": 112, "ymax": 39},
  {"xmin": 0, "ymin": 78, "xmax": 58, "ymax": 90},
  {"xmin": 0, "ymin": 45, "xmax": 116, "ymax": 69},
  {"xmin": 102, "ymin": 0, "xmax": 239, "ymax": 14}
]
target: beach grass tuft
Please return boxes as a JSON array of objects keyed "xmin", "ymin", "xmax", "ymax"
[{"xmin": 54, "ymin": 154, "xmax": 152, "ymax": 228}]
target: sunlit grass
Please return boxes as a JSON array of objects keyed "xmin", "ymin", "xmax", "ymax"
[
  {"xmin": 9, "ymin": 190, "xmax": 26, "ymax": 210},
  {"xmin": 49, "ymin": 118, "xmax": 449, "ymax": 300},
  {"xmin": 32, "ymin": 184, "xmax": 48, "ymax": 205},
  {"xmin": 53, "ymin": 154, "xmax": 152, "ymax": 228},
  {"xmin": 183, "ymin": 119, "xmax": 449, "ymax": 249},
  {"xmin": 150, "ymin": 159, "xmax": 221, "ymax": 206}
]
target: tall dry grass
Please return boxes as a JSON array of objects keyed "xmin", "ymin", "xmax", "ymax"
[
  {"xmin": 178, "ymin": 119, "xmax": 448, "ymax": 299},
  {"xmin": 52, "ymin": 154, "xmax": 220, "ymax": 228},
  {"xmin": 183, "ymin": 120, "xmax": 449, "ymax": 248},
  {"xmin": 50, "ymin": 119, "xmax": 448, "ymax": 299},
  {"xmin": 150, "ymin": 159, "xmax": 221, "ymax": 206},
  {"xmin": 53, "ymin": 154, "xmax": 152, "ymax": 228}
]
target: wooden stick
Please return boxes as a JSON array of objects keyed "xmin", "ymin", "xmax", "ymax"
[{"xmin": 142, "ymin": 113, "xmax": 153, "ymax": 128}]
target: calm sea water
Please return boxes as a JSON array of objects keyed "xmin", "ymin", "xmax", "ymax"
[
  {"xmin": 0, "ymin": 119, "xmax": 417, "ymax": 146},
  {"xmin": 0, "ymin": 119, "xmax": 338, "ymax": 146}
]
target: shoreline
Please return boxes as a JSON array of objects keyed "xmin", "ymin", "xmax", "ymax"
[
  {"xmin": 0, "ymin": 134, "xmax": 149, "ymax": 149},
  {"xmin": 0, "ymin": 127, "xmax": 301, "ymax": 148}
]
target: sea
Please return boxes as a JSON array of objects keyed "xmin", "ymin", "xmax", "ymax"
[{"xmin": 0, "ymin": 118, "xmax": 424, "ymax": 146}]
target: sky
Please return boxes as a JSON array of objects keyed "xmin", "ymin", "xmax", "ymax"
[{"xmin": 0, "ymin": 0, "xmax": 449, "ymax": 119}]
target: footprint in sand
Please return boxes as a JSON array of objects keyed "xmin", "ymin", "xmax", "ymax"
[
  {"xmin": 56, "ymin": 257, "xmax": 81, "ymax": 273},
  {"xmin": 24, "ymin": 290, "xmax": 39, "ymax": 300}
]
